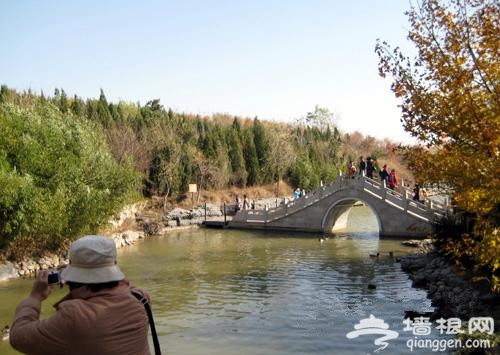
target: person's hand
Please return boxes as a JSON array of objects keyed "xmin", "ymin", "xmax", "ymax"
[{"xmin": 29, "ymin": 270, "xmax": 53, "ymax": 302}]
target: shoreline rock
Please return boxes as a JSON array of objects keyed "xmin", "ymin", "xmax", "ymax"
[
  {"xmin": 0, "ymin": 202, "xmax": 212, "ymax": 282},
  {"xmin": 400, "ymin": 251, "xmax": 500, "ymax": 330},
  {"xmin": 401, "ymin": 238, "xmax": 434, "ymax": 252},
  {"xmin": 0, "ymin": 227, "xmax": 203, "ymax": 282},
  {"xmin": 0, "ymin": 262, "xmax": 18, "ymax": 281}
]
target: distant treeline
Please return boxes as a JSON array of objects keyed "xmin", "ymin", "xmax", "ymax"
[{"xmin": 0, "ymin": 85, "xmax": 396, "ymax": 255}]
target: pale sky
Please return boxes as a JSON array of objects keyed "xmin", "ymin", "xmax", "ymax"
[{"xmin": 0, "ymin": 0, "xmax": 417, "ymax": 143}]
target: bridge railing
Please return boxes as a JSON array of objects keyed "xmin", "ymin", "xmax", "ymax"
[
  {"xmin": 233, "ymin": 177, "xmax": 347, "ymax": 223},
  {"xmin": 359, "ymin": 176, "xmax": 448, "ymax": 220},
  {"xmin": 232, "ymin": 175, "xmax": 448, "ymax": 224}
]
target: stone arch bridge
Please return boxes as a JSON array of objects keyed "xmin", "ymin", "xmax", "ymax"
[{"xmin": 229, "ymin": 176, "xmax": 448, "ymax": 238}]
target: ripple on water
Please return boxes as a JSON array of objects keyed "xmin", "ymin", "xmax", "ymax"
[
  {"xmin": 127, "ymin": 228, "xmax": 439, "ymax": 355},
  {"xmin": 0, "ymin": 206, "xmax": 445, "ymax": 355}
]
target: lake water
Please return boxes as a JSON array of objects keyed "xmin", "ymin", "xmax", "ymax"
[{"xmin": 0, "ymin": 205, "xmax": 452, "ymax": 354}]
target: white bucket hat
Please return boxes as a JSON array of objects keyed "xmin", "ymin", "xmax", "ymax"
[{"xmin": 61, "ymin": 235, "xmax": 125, "ymax": 283}]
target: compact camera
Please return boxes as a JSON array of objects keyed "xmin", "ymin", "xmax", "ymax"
[{"xmin": 47, "ymin": 271, "xmax": 60, "ymax": 285}]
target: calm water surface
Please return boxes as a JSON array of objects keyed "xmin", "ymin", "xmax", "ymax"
[{"xmin": 0, "ymin": 206, "xmax": 450, "ymax": 354}]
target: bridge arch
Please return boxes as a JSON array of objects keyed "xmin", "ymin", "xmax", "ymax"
[{"xmin": 321, "ymin": 198, "xmax": 381, "ymax": 234}]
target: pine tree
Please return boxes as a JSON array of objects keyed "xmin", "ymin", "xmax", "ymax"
[
  {"xmin": 59, "ymin": 89, "xmax": 69, "ymax": 113},
  {"xmin": 108, "ymin": 103, "xmax": 122, "ymax": 124},
  {"xmin": 198, "ymin": 120, "xmax": 217, "ymax": 158},
  {"xmin": 97, "ymin": 88, "xmax": 112, "ymax": 127},
  {"xmin": 242, "ymin": 128, "xmax": 260, "ymax": 186},
  {"xmin": 70, "ymin": 95, "xmax": 84, "ymax": 116},
  {"xmin": 227, "ymin": 126, "xmax": 247, "ymax": 187},
  {"xmin": 0, "ymin": 85, "xmax": 8, "ymax": 103},
  {"xmin": 253, "ymin": 118, "xmax": 269, "ymax": 181}
]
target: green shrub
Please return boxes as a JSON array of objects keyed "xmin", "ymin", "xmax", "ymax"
[{"xmin": 0, "ymin": 102, "xmax": 138, "ymax": 257}]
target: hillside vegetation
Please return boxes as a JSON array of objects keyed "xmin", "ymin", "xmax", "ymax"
[{"xmin": 0, "ymin": 86, "xmax": 409, "ymax": 259}]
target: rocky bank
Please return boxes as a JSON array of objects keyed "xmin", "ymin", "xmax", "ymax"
[
  {"xmin": 0, "ymin": 202, "xmax": 228, "ymax": 282},
  {"xmin": 400, "ymin": 247, "xmax": 500, "ymax": 330}
]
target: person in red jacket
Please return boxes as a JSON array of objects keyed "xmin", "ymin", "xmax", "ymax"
[
  {"xmin": 10, "ymin": 235, "xmax": 152, "ymax": 355},
  {"xmin": 347, "ymin": 161, "xmax": 357, "ymax": 178},
  {"xmin": 387, "ymin": 169, "xmax": 399, "ymax": 190}
]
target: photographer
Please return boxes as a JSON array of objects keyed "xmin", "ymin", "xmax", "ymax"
[{"xmin": 10, "ymin": 235, "xmax": 152, "ymax": 355}]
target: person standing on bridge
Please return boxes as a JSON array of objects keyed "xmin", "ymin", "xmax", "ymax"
[
  {"xmin": 366, "ymin": 157, "xmax": 376, "ymax": 179},
  {"xmin": 235, "ymin": 195, "xmax": 242, "ymax": 211},
  {"xmin": 419, "ymin": 185, "xmax": 428, "ymax": 204},
  {"xmin": 347, "ymin": 161, "xmax": 357, "ymax": 178},
  {"xmin": 379, "ymin": 164, "xmax": 389, "ymax": 185},
  {"xmin": 242, "ymin": 194, "xmax": 250, "ymax": 210},
  {"xmin": 413, "ymin": 183, "xmax": 420, "ymax": 201},
  {"xmin": 358, "ymin": 156, "xmax": 366, "ymax": 176},
  {"xmin": 387, "ymin": 169, "xmax": 398, "ymax": 190}
]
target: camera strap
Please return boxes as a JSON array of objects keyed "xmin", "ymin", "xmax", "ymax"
[{"xmin": 131, "ymin": 290, "xmax": 162, "ymax": 355}]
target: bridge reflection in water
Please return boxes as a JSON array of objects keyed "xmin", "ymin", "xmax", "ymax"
[{"xmin": 229, "ymin": 176, "xmax": 449, "ymax": 238}]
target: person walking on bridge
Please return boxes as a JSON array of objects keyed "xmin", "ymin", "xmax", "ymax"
[{"xmin": 387, "ymin": 169, "xmax": 399, "ymax": 190}]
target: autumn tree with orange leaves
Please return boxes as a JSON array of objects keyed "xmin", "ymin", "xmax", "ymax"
[{"xmin": 376, "ymin": 0, "xmax": 499, "ymax": 290}]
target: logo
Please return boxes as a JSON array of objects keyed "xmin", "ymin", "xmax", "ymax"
[
  {"xmin": 346, "ymin": 314, "xmax": 494, "ymax": 352},
  {"xmin": 346, "ymin": 314, "xmax": 399, "ymax": 352}
]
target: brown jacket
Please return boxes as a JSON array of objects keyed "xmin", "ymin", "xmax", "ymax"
[{"xmin": 10, "ymin": 280, "xmax": 151, "ymax": 355}]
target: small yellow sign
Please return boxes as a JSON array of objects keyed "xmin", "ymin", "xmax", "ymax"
[{"xmin": 188, "ymin": 184, "xmax": 197, "ymax": 193}]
